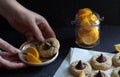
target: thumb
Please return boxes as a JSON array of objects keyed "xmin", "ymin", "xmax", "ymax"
[{"xmin": 0, "ymin": 38, "xmax": 20, "ymax": 54}]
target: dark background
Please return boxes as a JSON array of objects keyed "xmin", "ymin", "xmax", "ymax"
[
  {"xmin": 0, "ymin": 0, "xmax": 120, "ymax": 47},
  {"xmin": 0, "ymin": 0, "xmax": 120, "ymax": 77}
]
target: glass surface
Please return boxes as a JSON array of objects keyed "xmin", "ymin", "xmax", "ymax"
[{"xmin": 75, "ymin": 12, "xmax": 103, "ymax": 48}]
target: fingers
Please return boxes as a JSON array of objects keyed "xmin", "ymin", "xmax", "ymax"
[
  {"xmin": 0, "ymin": 56, "xmax": 26, "ymax": 69},
  {"xmin": 37, "ymin": 17, "xmax": 56, "ymax": 38},
  {"xmin": 0, "ymin": 51, "xmax": 13, "ymax": 57},
  {"xmin": 31, "ymin": 22, "xmax": 45, "ymax": 42},
  {"xmin": 0, "ymin": 38, "xmax": 20, "ymax": 54},
  {"xmin": 0, "ymin": 51, "xmax": 19, "ymax": 61},
  {"xmin": 24, "ymin": 23, "xmax": 45, "ymax": 42}
]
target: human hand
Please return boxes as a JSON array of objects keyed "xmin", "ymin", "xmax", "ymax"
[
  {"xmin": 0, "ymin": 0, "xmax": 56, "ymax": 42},
  {"xmin": 8, "ymin": 10, "xmax": 56, "ymax": 42},
  {"xmin": 0, "ymin": 38, "xmax": 26, "ymax": 69}
]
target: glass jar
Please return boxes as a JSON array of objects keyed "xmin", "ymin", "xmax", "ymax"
[{"xmin": 75, "ymin": 12, "xmax": 103, "ymax": 48}]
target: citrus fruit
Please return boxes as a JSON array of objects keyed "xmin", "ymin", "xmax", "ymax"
[
  {"xmin": 88, "ymin": 14, "xmax": 97, "ymax": 24},
  {"xmin": 78, "ymin": 8, "xmax": 92, "ymax": 16},
  {"xmin": 79, "ymin": 71, "xmax": 85, "ymax": 77},
  {"xmin": 25, "ymin": 47, "xmax": 39, "ymax": 58},
  {"xmin": 77, "ymin": 8, "xmax": 92, "ymax": 21},
  {"xmin": 81, "ymin": 27, "xmax": 99, "ymax": 45},
  {"xmin": 114, "ymin": 44, "xmax": 120, "ymax": 52},
  {"xmin": 77, "ymin": 27, "xmax": 91, "ymax": 37},
  {"xmin": 76, "ymin": 34, "xmax": 83, "ymax": 44},
  {"xmin": 80, "ymin": 17, "xmax": 91, "ymax": 27},
  {"xmin": 25, "ymin": 53, "xmax": 42, "ymax": 64}
]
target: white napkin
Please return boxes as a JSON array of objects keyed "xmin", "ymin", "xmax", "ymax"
[{"xmin": 54, "ymin": 47, "xmax": 115, "ymax": 77}]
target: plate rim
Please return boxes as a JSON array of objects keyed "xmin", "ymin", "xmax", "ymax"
[
  {"xmin": 18, "ymin": 50, "xmax": 59, "ymax": 66},
  {"xmin": 18, "ymin": 40, "xmax": 59, "ymax": 66}
]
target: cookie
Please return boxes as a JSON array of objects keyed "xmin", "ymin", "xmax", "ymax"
[
  {"xmin": 70, "ymin": 60, "xmax": 92, "ymax": 77},
  {"xmin": 89, "ymin": 70, "xmax": 110, "ymax": 77},
  {"xmin": 39, "ymin": 38, "xmax": 60, "ymax": 58},
  {"xmin": 90, "ymin": 54, "xmax": 112, "ymax": 70},
  {"xmin": 112, "ymin": 53, "xmax": 120, "ymax": 67},
  {"xmin": 111, "ymin": 67, "xmax": 120, "ymax": 77}
]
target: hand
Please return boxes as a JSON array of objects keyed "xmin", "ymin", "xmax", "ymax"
[
  {"xmin": 0, "ymin": 0, "xmax": 55, "ymax": 69},
  {"xmin": 0, "ymin": 38, "xmax": 26, "ymax": 69},
  {"xmin": 8, "ymin": 10, "xmax": 56, "ymax": 42},
  {"xmin": 0, "ymin": 0, "xmax": 56, "ymax": 42}
]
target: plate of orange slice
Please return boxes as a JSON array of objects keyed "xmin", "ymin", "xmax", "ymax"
[{"xmin": 18, "ymin": 40, "xmax": 59, "ymax": 66}]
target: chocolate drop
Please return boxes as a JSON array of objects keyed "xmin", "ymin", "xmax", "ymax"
[
  {"xmin": 95, "ymin": 71, "xmax": 105, "ymax": 77},
  {"xmin": 96, "ymin": 54, "xmax": 106, "ymax": 63},
  {"xmin": 75, "ymin": 60, "xmax": 86, "ymax": 70},
  {"xmin": 118, "ymin": 70, "xmax": 120, "ymax": 75},
  {"xmin": 44, "ymin": 41, "xmax": 52, "ymax": 50}
]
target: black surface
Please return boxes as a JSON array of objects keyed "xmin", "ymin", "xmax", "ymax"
[
  {"xmin": 0, "ymin": 0, "xmax": 120, "ymax": 77},
  {"xmin": 1, "ymin": 25, "xmax": 120, "ymax": 77}
]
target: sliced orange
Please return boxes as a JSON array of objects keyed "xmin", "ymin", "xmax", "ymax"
[
  {"xmin": 79, "ymin": 71, "xmax": 85, "ymax": 77},
  {"xmin": 81, "ymin": 27, "xmax": 99, "ymax": 45},
  {"xmin": 25, "ymin": 47, "xmax": 39, "ymax": 58},
  {"xmin": 78, "ymin": 8, "xmax": 92, "ymax": 16},
  {"xmin": 80, "ymin": 17, "xmax": 91, "ymax": 27},
  {"xmin": 114, "ymin": 44, "xmax": 120, "ymax": 52},
  {"xmin": 88, "ymin": 14, "xmax": 97, "ymax": 23},
  {"xmin": 77, "ymin": 8, "xmax": 92, "ymax": 21},
  {"xmin": 77, "ymin": 28, "xmax": 91, "ymax": 37},
  {"xmin": 76, "ymin": 34, "xmax": 83, "ymax": 44},
  {"xmin": 25, "ymin": 53, "xmax": 42, "ymax": 64}
]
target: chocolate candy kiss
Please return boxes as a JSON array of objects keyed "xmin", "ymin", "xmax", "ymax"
[
  {"xmin": 75, "ymin": 60, "xmax": 86, "ymax": 70},
  {"xmin": 44, "ymin": 41, "xmax": 52, "ymax": 50},
  {"xmin": 95, "ymin": 71, "xmax": 105, "ymax": 77},
  {"xmin": 96, "ymin": 54, "xmax": 106, "ymax": 63},
  {"xmin": 118, "ymin": 70, "xmax": 120, "ymax": 75}
]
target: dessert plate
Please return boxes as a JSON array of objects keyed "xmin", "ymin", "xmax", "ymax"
[{"xmin": 18, "ymin": 40, "xmax": 59, "ymax": 66}]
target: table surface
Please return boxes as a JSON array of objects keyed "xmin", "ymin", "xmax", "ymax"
[{"xmin": 0, "ymin": 24, "xmax": 120, "ymax": 77}]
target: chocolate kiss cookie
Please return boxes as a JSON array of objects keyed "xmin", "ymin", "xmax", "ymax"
[
  {"xmin": 95, "ymin": 71, "xmax": 105, "ymax": 77},
  {"xmin": 111, "ymin": 67, "xmax": 120, "ymax": 77},
  {"xmin": 39, "ymin": 38, "xmax": 60, "ymax": 58},
  {"xmin": 112, "ymin": 53, "xmax": 120, "ymax": 67},
  {"xmin": 70, "ymin": 60, "xmax": 92, "ymax": 77},
  {"xmin": 90, "ymin": 54, "xmax": 112, "ymax": 70},
  {"xmin": 89, "ymin": 70, "xmax": 110, "ymax": 77}
]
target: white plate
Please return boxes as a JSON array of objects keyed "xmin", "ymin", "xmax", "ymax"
[{"xmin": 18, "ymin": 40, "xmax": 59, "ymax": 66}]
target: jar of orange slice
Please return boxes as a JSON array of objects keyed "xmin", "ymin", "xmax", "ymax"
[{"xmin": 75, "ymin": 8, "xmax": 103, "ymax": 48}]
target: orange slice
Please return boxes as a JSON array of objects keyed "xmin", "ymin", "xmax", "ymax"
[
  {"xmin": 82, "ymin": 27, "xmax": 99, "ymax": 45},
  {"xmin": 79, "ymin": 71, "xmax": 85, "ymax": 77},
  {"xmin": 88, "ymin": 14, "xmax": 97, "ymax": 23},
  {"xmin": 78, "ymin": 8, "xmax": 92, "ymax": 16},
  {"xmin": 80, "ymin": 17, "xmax": 91, "ymax": 27},
  {"xmin": 114, "ymin": 44, "xmax": 120, "ymax": 52},
  {"xmin": 25, "ymin": 47, "xmax": 39, "ymax": 58},
  {"xmin": 77, "ymin": 8, "xmax": 92, "ymax": 21},
  {"xmin": 25, "ymin": 53, "xmax": 42, "ymax": 64}
]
